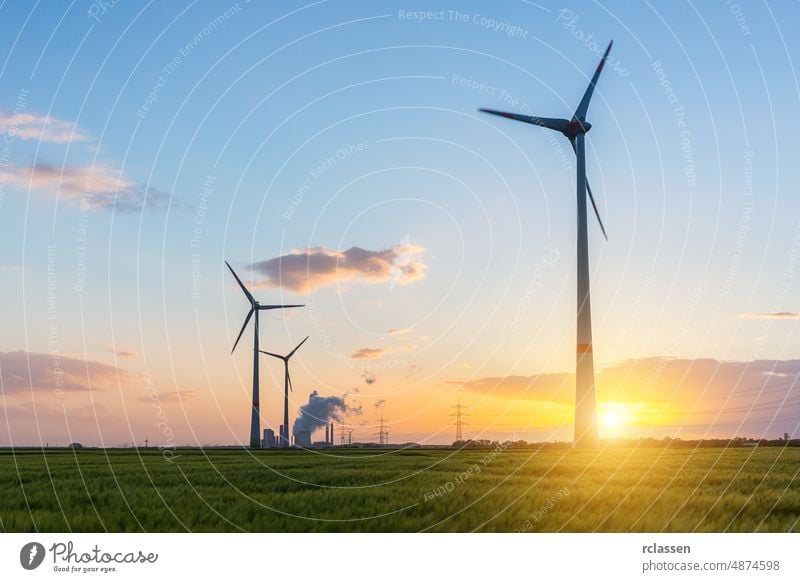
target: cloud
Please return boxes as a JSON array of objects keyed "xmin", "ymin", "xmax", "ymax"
[
  {"xmin": 350, "ymin": 347, "xmax": 393, "ymax": 361},
  {"xmin": 451, "ymin": 357, "xmax": 800, "ymax": 407},
  {"xmin": 374, "ymin": 398, "xmax": 386, "ymax": 409},
  {"xmin": 107, "ymin": 349, "xmax": 136, "ymax": 358},
  {"xmin": 387, "ymin": 327, "xmax": 414, "ymax": 336},
  {"xmin": 0, "ymin": 350, "xmax": 127, "ymax": 395},
  {"xmin": 401, "ymin": 343, "xmax": 417, "ymax": 352},
  {"xmin": 4, "ymin": 163, "xmax": 170, "ymax": 211},
  {"xmin": 139, "ymin": 390, "xmax": 197, "ymax": 404},
  {"xmin": 251, "ymin": 244, "xmax": 427, "ymax": 293},
  {"xmin": 361, "ymin": 370, "xmax": 376, "ymax": 385},
  {"xmin": 0, "ymin": 112, "xmax": 90, "ymax": 143},
  {"xmin": 448, "ymin": 372, "xmax": 572, "ymax": 402},
  {"xmin": 739, "ymin": 311, "xmax": 799, "ymax": 319}
]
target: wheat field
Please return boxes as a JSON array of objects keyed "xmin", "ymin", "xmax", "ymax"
[{"xmin": 1, "ymin": 447, "xmax": 798, "ymax": 532}]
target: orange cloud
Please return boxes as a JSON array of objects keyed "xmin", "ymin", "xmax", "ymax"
[
  {"xmin": 387, "ymin": 327, "xmax": 414, "ymax": 335},
  {"xmin": 448, "ymin": 372, "xmax": 572, "ymax": 402},
  {"xmin": 350, "ymin": 347, "xmax": 393, "ymax": 361},
  {"xmin": 251, "ymin": 245, "xmax": 427, "ymax": 293},
  {"xmin": 738, "ymin": 311, "xmax": 799, "ymax": 319},
  {"xmin": 451, "ymin": 358, "xmax": 800, "ymax": 407}
]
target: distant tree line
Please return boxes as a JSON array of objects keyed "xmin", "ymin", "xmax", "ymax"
[{"xmin": 452, "ymin": 437, "xmax": 799, "ymax": 449}]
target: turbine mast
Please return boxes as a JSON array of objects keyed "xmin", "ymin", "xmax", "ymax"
[
  {"xmin": 250, "ymin": 310, "xmax": 261, "ymax": 449},
  {"xmin": 574, "ymin": 133, "xmax": 598, "ymax": 449},
  {"xmin": 282, "ymin": 363, "xmax": 290, "ymax": 448}
]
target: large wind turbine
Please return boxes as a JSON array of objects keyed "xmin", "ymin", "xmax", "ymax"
[
  {"xmin": 226, "ymin": 261, "xmax": 304, "ymax": 449},
  {"xmin": 479, "ymin": 40, "xmax": 614, "ymax": 449},
  {"xmin": 259, "ymin": 335, "xmax": 309, "ymax": 448}
]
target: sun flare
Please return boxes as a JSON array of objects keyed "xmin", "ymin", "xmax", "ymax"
[{"xmin": 599, "ymin": 403, "xmax": 633, "ymax": 432}]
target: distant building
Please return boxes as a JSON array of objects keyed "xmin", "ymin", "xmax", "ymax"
[
  {"xmin": 262, "ymin": 429, "xmax": 276, "ymax": 449},
  {"xmin": 279, "ymin": 424, "xmax": 291, "ymax": 447},
  {"xmin": 67, "ymin": 443, "xmax": 83, "ymax": 449},
  {"xmin": 295, "ymin": 431, "xmax": 312, "ymax": 448},
  {"xmin": 785, "ymin": 433, "xmax": 791, "ymax": 441}
]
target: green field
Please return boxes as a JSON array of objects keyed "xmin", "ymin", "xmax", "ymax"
[{"xmin": 1, "ymin": 447, "xmax": 798, "ymax": 532}]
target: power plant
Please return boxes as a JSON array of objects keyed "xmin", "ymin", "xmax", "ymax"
[
  {"xmin": 293, "ymin": 422, "xmax": 335, "ymax": 449},
  {"xmin": 295, "ymin": 430, "xmax": 312, "ymax": 448},
  {"xmin": 262, "ymin": 428, "xmax": 276, "ymax": 449}
]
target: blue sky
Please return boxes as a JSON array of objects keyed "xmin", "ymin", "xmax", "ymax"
[{"xmin": 0, "ymin": 1, "xmax": 798, "ymax": 446}]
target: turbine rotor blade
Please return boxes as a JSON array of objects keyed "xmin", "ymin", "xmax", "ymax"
[
  {"xmin": 258, "ymin": 350, "xmax": 284, "ymax": 360},
  {"xmin": 288, "ymin": 335, "xmax": 309, "ymax": 359},
  {"xmin": 231, "ymin": 308, "xmax": 254, "ymax": 354},
  {"xmin": 586, "ymin": 181, "xmax": 608, "ymax": 241},
  {"xmin": 478, "ymin": 109, "xmax": 570, "ymax": 132},
  {"xmin": 225, "ymin": 261, "xmax": 255, "ymax": 304},
  {"xmin": 287, "ymin": 370, "xmax": 293, "ymax": 393},
  {"xmin": 573, "ymin": 40, "xmax": 613, "ymax": 121},
  {"xmin": 569, "ymin": 138, "xmax": 608, "ymax": 240},
  {"xmin": 258, "ymin": 304, "xmax": 305, "ymax": 311}
]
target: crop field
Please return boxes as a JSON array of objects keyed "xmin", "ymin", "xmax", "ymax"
[{"xmin": 1, "ymin": 447, "xmax": 799, "ymax": 532}]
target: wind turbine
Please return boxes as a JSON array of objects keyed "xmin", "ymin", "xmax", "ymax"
[
  {"xmin": 259, "ymin": 335, "xmax": 309, "ymax": 448},
  {"xmin": 226, "ymin": 261, "xmax": 304, "ymax": 449},
  {"xmin": 479, "ymin": 40, "xmax": 614, "ymax": 449}
]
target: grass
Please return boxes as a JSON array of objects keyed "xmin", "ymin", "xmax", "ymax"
[{"xmin": 1, "ymin": 446, "xmax": 799, "ymax": 532}]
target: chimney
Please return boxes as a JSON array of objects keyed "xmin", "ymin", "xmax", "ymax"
[
  {"xmin": 330, "ymin": 422, "xmax": 334, "ymax": 445},
  {"xmin": 325, "ymin": 424, "xmax": 329, "ymax": 445}
]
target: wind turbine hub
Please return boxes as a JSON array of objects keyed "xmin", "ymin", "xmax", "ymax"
[{"xmin": 564, "ymin": 119, "xmax": 591, "ymax": 138}]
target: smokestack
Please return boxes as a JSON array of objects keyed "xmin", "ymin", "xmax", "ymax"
[
  {"xmin": 325, "ymin": 424, "xmax": 329, "ymax": 445},
  {"xmin": 330, "ymin": 422, "xmax": 334, "ymax": 445}
]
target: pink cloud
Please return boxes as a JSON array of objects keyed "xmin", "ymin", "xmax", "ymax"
[
  {"xmin": 139, "ymin": 390, "xmax": 198, "ymax": 404},
  {"xmin": 4, "ymin": 163, "xmax": 169, "ymax": 211},
  {"xmin": 0, "ymin": 112, "xmax": 90, "ymax": 143},
  {"xmin": 0, "ymin": 350, "xmax": 127, "ymax": 395}
]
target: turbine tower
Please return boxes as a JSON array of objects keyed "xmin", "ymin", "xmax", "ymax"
[
  {"xmin": 480, "ymin": 40, "xmax": 614, "ymax": 449},
  {"xmin": 226, "ymin": 261, "xmax": 304, "ymax": 449},
  {"xmin": 259, "ymin": 335, "xmax": 309, "ymax": 448}
]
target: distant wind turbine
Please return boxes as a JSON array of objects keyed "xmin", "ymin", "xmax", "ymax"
[
  {"xmin": 259, "ymin": 335, "xmax": 309, "ymax": 448},
  {"xmin": 479, "ymin": 40, "xmax": 615, "ymax": 448},
  {"xmin": 226, "ymin": 261, "xmax": 304, "ymax": 449}
]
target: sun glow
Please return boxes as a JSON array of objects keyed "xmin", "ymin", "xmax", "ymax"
[{"xmin": 600, "ymin": 403, "xmax": 633, "ymax": 433}]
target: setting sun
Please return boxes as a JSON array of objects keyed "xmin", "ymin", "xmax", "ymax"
[{"xmin": 600, "ymin": 403, "xmax": 632, "ymax": 432}]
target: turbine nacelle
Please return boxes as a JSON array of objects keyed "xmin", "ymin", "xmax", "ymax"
[{"xmin": 563, "ymin": 119, "xmax": 591, "ymax": 138}]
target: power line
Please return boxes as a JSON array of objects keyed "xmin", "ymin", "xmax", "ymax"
[
  {"xmin": 449, "ymin": 399, "xmax": 469, "ymax": 442},
  {"xmin": 375, "ymin": 415, "xmax": 389, "ymax": 446}
]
